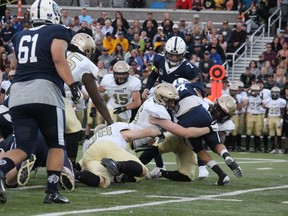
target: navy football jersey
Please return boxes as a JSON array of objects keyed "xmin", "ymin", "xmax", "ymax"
[
  {"xmin": 154, "ymin": 55, "xmax": 198, "ymax": 84},
  {"xmin": 12, "ymin": 25, "xmax": 73, "ymax": 93},
  {"xmin": 177, "ymin": 82, "xmax": 206, "ymax": 100}
]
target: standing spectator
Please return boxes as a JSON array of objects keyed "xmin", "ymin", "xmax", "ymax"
[
  {"xmin": 173, "ymin": 0, "xmax": 192, "ymax": 10},
  {"xmin": 78, "ymin": 8, "xmax": 92, "ymax": 25},
  {"xmin": 261, "ymin": 43, "xmax": 277, "ymax": 67},
  {"xmin": 112, "ymin": 11, "xmax": 129, "ymax": 33},
  {"xmin": 77, "ymin": 21, "xmax": 93, "ymax": 37},
  {"xmin": 61, "ymin": 9, "xmax": 73, "ymax": 28},
  {"xmin": 282, "ymin": 83, "xmax": 288, "ymax": 154},
  {"xmin": 240, "ymin": 67, "xmax": 256, "ymax": 89},
  {"xmin": 0, "ymin": 0, "xmax": 82, "ymax": 204},
  {"xmin": 142, "ymin": 11, "xmax": 158, "ymax": 32}
]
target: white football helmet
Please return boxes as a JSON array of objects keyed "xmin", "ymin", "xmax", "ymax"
[
  {"xmin": 113, "ymin": 60, "xmax": 130, "ymax": 85},
  {"xmin": 165, "ymin": 36, "xmax": 186, "ymax": 67},
  {"xmin": 172, "ymin": 78, "xmax": 189, "ymax": 88},
  {"xmin": 30, "ymin": 0, "xmax": 61, "ymax": 25},
  {"xmin": 154, "ymin": 83, "xmax": 179, "ymax": 110},
  {"xmin": 71, "ymin": 33, "xmax": 95, "ymax": 58}
]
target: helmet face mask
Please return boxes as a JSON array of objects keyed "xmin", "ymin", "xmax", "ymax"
[
  {"xmin": 250, "ymin": 84, "xmax": 260, "ymax": 97},
  {"xmin": 229, "ymin": 84, "xmax": 239, "ymax": 97},
  {"xmin": 210, "ymin": 95, "xmax": 236, "ymax": 123},
  {"xmin": 165, "ymin": 36, "xmax": 186, "ymax": 67},
  {"xmin": 271, "ymin": 86, "xmax": 280, "ymax": 100},
  {"xmin": 71, "ymin": 33, "xmax": 95, "ymax": 58},
  {"xmin": 154, "ymin": 83, "xmax": 179, "ymax": 110},
  {"xmin": 30, "ymin": 0, "xmax": 61, "ymax": 26},
  {"xmin": 113, "ymin": 61, "xmax": 130, "ymax": 85}
]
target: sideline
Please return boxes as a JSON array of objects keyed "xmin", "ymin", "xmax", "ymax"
[{"xmin": 35, "ymin": 185, "xmax": 288, "ymax": 216}]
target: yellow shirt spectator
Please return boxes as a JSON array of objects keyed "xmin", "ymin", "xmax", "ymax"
[
  {"xmin": 103, "ymin": 32, "xmax": 115, "ymax": 55},
  {"xmin": 113, "ymin": 31, "xmax": 129, "ymax": 52}
]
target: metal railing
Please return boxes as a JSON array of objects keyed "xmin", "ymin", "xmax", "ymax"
[
  {"xmin": 249, "ymin": 24, "xmax": 265, "ymax": 58},
  {"xmin": 268, "ymin": 7, "xmax": 281, "ymax": 38},
  {"xmin": 226, "ymin": 41, "xmax": 247, "ymax": 81}
]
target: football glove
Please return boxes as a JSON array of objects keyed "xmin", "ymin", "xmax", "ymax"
[
  {"xmin": 69, "ymin": 82, "xmax": 83, "ymax": 104},
  {"xmin": 113, "ymin": 106, "xmax": 127, "ymax": 114},
  {"xmin": 209, "ymin": 121, "xmax": 219, "ymax": 133},
  {"xmin": 89, "ymin": 107, "xmax": 96, "ymax": 118}
]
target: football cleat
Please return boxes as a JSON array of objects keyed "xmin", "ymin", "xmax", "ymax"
[
  {"xmin": 60, "ymin": 167, "xmax": 75, "ymax": 192},
  {"xmin": 215, "ymin": 174, "xmax": 230, "ymax": 186},
  {"xmin": 225, "ymin": 156, "xmax": 243, "ymax": 178},
  {"xmin": 198, "ymin": 166, "xmax": 209, "ymax": 180},
  {"xmin": 146, "ymin": 167, "xmax": 163, "ymax": 179},
  {"xmin": 17, "ymin": 154, "xmax": 36, "ymax": 186},
  {"xmin": 43, "ymin": 191, "xmax": 69, "ymax": 204},
  {"xmin": 0, "ymin": 170, "xmax": 7, "ymax": 203},
  {"xmin": 101, "ymin": 158, "xmax": 120, "ymax": 176},
  {"xmin": 114, "ymin": 173, "xmax": 128, "ymax": 184}
]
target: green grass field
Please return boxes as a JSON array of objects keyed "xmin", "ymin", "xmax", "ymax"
[{"xmin": 0, "ymin": 151, "xmax": 287, "ymax": 216}]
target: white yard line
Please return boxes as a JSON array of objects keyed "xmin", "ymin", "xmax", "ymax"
[
  {"xmin": 34, "ymin": 185, "xmax": 288, "ymax": 216},
  {"xmin": 101, "ymin": 190, "xmax": 137, "ymax": 195},
  {"xmin": 14, "ymin": 185, "xmax": 45, "ymax": 190}
]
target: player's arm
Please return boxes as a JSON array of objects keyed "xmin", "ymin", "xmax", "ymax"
[
  {"xmin": 126, "ymin": 91, "xmax": 141, "ymax": 110},
  {"xmin": 142, "ymin": 68, "xmax": 159, "ymax": 99},
  {"xmin": 82, "ymin": 73, "xmax": 113, "ymax": 125},
  {"xmin": 121, "ymin": 127, "xmax": 161, "ymax": 142},
  {"xmin": 148, "ymin": 116, "xmax": 216, "ymax": 138}
]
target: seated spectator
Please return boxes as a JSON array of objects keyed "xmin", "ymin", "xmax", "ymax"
[
  {"xmin": 112, "ymin": 18, "xmax": 127, "ymax": 37},
  {"xmin": 207, "ymin": 37, "xmax": 226, "ymax": 62},
  {"xmin": 113, "ymin": 31, "xmax": 129, "ymax": 52},
  {"xmin": 218, "ymin": 20, "xmax": 232, "ymax": 42},
  {"xmin": 214, "ymin": 0, "xmax": 224, "ymax": 10},
  {"xmin": 167, "ymin": 24, "xmax": 185, "ymax": 41},
  {"xmin": 271, "ymin": 36, "xmax": 283, "ymax": 54},
  {"xmin": 11, "ymin": 15, "xmax": 21, "ymax": 32},
  {"xmin": 227, "ymin": 22, "xmax": 247, "ymax": 53},
  {"xmin": 179, "ymin": 18, "xmax": 186, "ymax": 33},
  {"xmin": 173, "ymin": 0, "xmax": 192, "ymax": 10},
  {"xmin": 203, "ymin": 20, "xmax": 214, "ymax": 36},
  {"xmin": 198, "ymin": 50, "xmax": 215, "ymax": 83},
  {"xmin": 143, "ymin": 46, "xmax": 155, "ymax": 66},
  {"xmin": 126, "ymin": 49, "xmax": 144, "ymax": 70},
  {"xmin": 240, "ymin": 66, "xmax": 256, "ymax": 89},
  {"xmin": 142, "ymin": 20, "xmax": 157, "ymax": 43},
  {"xmin": 96, "ymin": 11, "xmax": 108, "ymax": 26},
  {"xmin": 98, "ymin": 47, "xmax": 114, "ymax": 69},
  {"xmin": 162, "ymin": 19, "xmax": 173, "ymax": 36},
  {"xmin": 192, "ymin": 0, "xmax": 204, "ymax": 11},
  {"xmin": 225, "ymin": 0, "xmax": 239, "ymax": 10},
  {"xmin": 210, "ymin": 47, "xmax": 223, "ymax": 65},
  {"xmin": 20, "ymin": 11, "xmax": 31, "ymax": 30},
  {"xmin": 112, "ymin": 43, "xmax": 125, "ymax": 60},
  {"xmin": 274, "ymin": 67, "xmax": 286, "ymax": 88},
  {"xmin": 249, "ymin": 60, "xmax": 260, "ymax": 77},
  {"xmin": 112, "ymin": 11, "xmax": 129, "ymax": 32},
  {"xmin": 244, "ymin": 5, "xmax": 261, "ymax": 34},
  {"xmin": 218, "ymin": 34, "xmax": 227, "ymax": 54},
  {"xmin": 61, "ymin": 9, "xmax": 73, "ymax": 27},
  {"xmin": 263, "ymin": 74, "xmax": 276, "ymax": 90},
  {"xmin": 0, "ymin": 20, "xmax": 15, "ymax": 54},
  {"xmin": 203, "ymin": 0, "xmax": 216, "ymax": 10},
  {"xmin": 101, "ymin": 19, "xmax": 113, "ymax": 36},
  {"xmin": 257, "ymin": 66, "xmax": 269, "ymax": 82},
  {"xmin": 72, "ymin": 16, "xmax": 81, "ymax": 32},
  {"xmin": 186, "ymin": 14, "xmax": 204, "ymax": 34},
  {"xmin": 130, "ymin": 32, "xmax": 145, "ymax": 54},
  {"xmin": 78, "ymin": 7, "xmax": 92, "ymax": 25},
  {"xmin": 131, "ymin": 19, "xmax": 143, "ymax": 34},
  {"xmin": 103, "ymin": 32, "xmax": 115, "ymax": 55},
  {"xmin": 77, "ymin": 20, "xmax": 93, "ymax": 37},
  {"xmin": 278, "ymin": 29, "xmax": 287, "ymax": 46},
  {"xmin": 93, "ymin": 24, "xmax": 105, "ymax": 50},
  {"xmin": 206, "ymin": 27, "xmax": 219, "ymax": 43},
  {"xmin": 0, "ymin": 52, "xmax": 10, "ymax": 72},
  {"xmin": 277, "ymin": 41, "xmax": 288, "ymax": 60},
  {"xmin": 142, "ymin": 12, "xmax": 158, "ymax": 33},
  {"xmin": 262, "ymin": 43, "xmax": 277, "ymax": 67}
]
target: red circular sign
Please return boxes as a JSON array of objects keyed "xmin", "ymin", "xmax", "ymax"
[{"xmin": 209, "ymin": 65, "xmax": 226, "ymax": 81}]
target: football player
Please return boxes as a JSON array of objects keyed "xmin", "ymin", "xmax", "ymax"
[
  {"xmin": 227, "ymin": 84, "xmax": 244, "ymax": 151},
  {"xmin": 263, "ymin": 86, "xmax": 286, "ymax": 154},
  {"xmin": 257, "ymin": 79, "xmax": 271, "ymax": 152},
  {"xmin": 0, "ymin": 0, "xmax": 82, "ymax": 204},
  {"xmin": 100, "ymin": 61, "xmax": 142, "ymax": 123},
  {"xmin": 0, "ymin": 132, "xmax": 75, "ymax": 192},
  {"xmin": 282, "ymin": 84, "xmax": 288, "ymax": 154},
  {"xmin": 75, "ymin": 122, "xmax": 162, "ymax": 188},
  {"xmin": 142, "ymin": 36, "xmax": 198, "ymax": 99},
  {"xmin": 243, "ymin": 84, "xmax": 263, "ymax": 152},
  {"xmin": 65, "ymin": 33, "xmax": 113, "ymax": 163}
]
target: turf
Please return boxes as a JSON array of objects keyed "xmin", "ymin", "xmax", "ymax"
[{"xmin": 0, "ymin": 151, "xmax": 287, "ymax": 216}]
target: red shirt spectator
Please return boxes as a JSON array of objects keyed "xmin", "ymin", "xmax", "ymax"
[{"xmin": 174, "ymin": 0, "xmax": 192, "ymax": 10}]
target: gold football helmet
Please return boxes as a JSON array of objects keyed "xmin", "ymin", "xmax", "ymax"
[
  {"xmin": 210, "ymin": 95, "xmax": 236, "ymax": 123},
  {"xmin": 250, "ymin": 84, "xmax": 260, "ymax": 97},
  {"xmin": 113, "ymin": 60, "xmax": 130, "ymax": 85},
  {"xmin": 271, "ymin": 86, "xmax": 280, "ymax": 100},
  {"xmin": 71, "ymin": 33, "xmax": 95, "ymax": 58},
  {"xmin": 154, "ymin": 83, "xmax": 179, "ymax": 110},
  {"xmin": 229, "ymin": 84, "xmax": 239, "ymax": 97}
]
